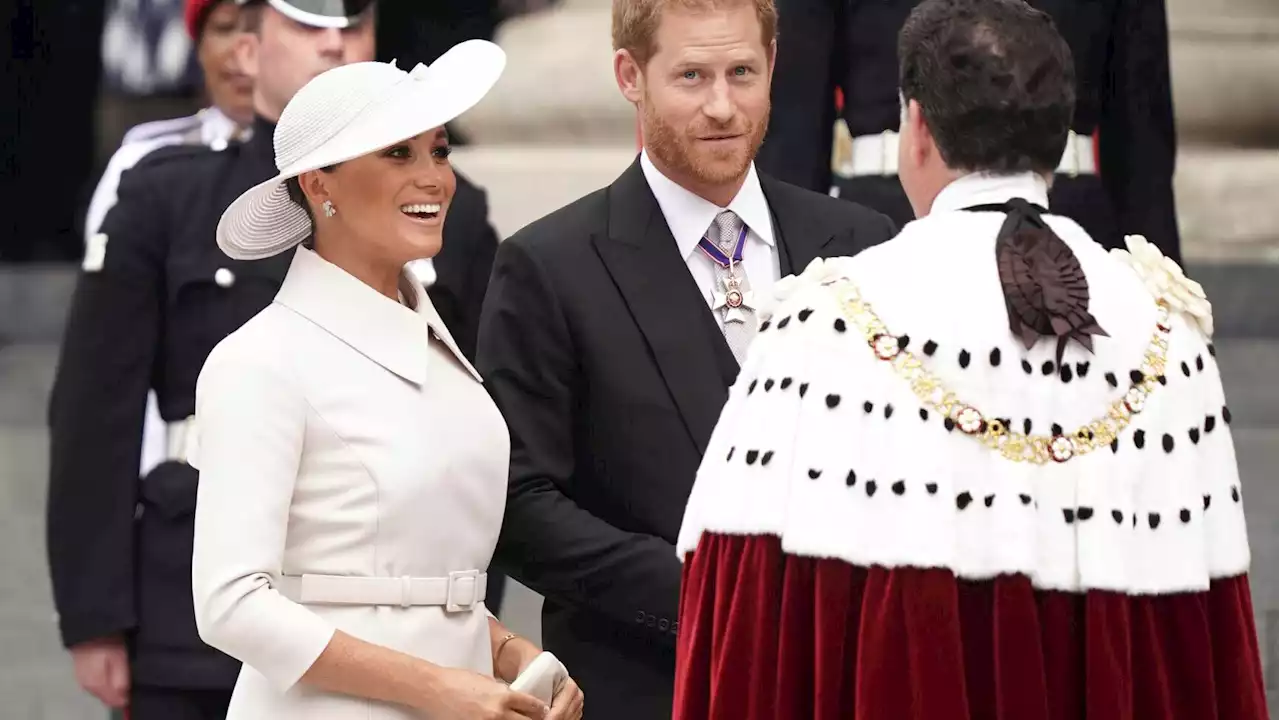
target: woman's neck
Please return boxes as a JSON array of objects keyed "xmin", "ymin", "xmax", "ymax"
[{"xmin": 312, "ymin": 234, "xmax": 404, "ymax": 304}]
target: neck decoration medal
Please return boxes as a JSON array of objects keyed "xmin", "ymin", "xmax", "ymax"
[{"xmin": 699, "ymin": 225, "xmax": 755, "ymax": 324}]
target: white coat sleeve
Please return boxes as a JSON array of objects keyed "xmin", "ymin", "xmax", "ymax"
[{"xmin": 190, "ymin": 345, "xmax": 336, "ymax": 691}]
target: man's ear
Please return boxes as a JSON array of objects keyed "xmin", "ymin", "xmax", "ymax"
[
  {"xmin": 234, "ymin": 31, "xmax": 261, "ymax": 81},
  {"xmin": 766, "ymin": 38, "xmax": 777, "ymax": 84},
  {"xmin": 906, "ymin": 99, "xmax": 934, "ymax": 167},
  {"xmin": 614, "ymin": 49, "xmax": 644, "ymax": 105}
]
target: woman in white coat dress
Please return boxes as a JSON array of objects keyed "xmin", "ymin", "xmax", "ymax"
[{"xmin": 189, "ymin": 41, "xmax": 583, "ymax": 720}]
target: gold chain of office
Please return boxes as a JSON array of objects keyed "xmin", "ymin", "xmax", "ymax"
[{"xmin": 831, "ymin": 279, "xmax": 1173, "ymax": 464}]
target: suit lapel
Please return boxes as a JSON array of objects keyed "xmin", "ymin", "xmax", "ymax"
[
  {"xmin": 761, "ymin": 174, "xmax": 838, "ymax": 276},
  {"xmin": 592, "ymin": 160, "xmax": 738, "ymax": 454}
]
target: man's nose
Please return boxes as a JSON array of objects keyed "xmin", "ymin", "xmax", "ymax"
[
  {"xmin": 702, "ymin": 80, "xmax": 735, "ymax": 124},
  {"xmin": 315, "ymin": 27, "xmax": 345, "ymax": 55}
]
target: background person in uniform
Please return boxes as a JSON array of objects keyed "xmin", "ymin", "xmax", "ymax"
[
  {"xmin": 45, "ymin": 2, "xmax": 379, "ymax": 718},
  {"xmin": 476, "ymin": 1, "xmax": 896, "ymax": 717},
  {"xmin": 673, "ymin": 1, "xmax": 1267, "ymax": 717},
  {"xmin": 190, "ymin": 48, "xmax": 582, "ymax": 720},
  {"xmin": 757, "ymin": 0, "xmax": 1183, "ymax": 265},
  {"xmin": 85, "ymin": 0, "xmax": 254, "ymax": 482}
]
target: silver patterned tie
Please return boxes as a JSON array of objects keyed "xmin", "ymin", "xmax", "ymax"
[{"xmin": 706, "ymin": 210, "xmax": 756, "ymax": 364}]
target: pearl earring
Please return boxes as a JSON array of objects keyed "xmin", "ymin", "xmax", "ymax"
[{"xmin": 322, "ymin": 200, "xmax": 337, "ymax": 218}]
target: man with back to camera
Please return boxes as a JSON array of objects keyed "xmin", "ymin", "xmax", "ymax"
[
  {"xmin": 672, "ymin": 1, "xmax": 1268, "ymax": 717},
  {"xmin": 46, "ymin": 2, "xmax": 503, "ymax": 717},
  {"xmin": 476, "ymin": 1, "xmax": 897, "ymax": 716}
]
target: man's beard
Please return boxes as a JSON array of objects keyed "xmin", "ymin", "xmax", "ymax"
[{"xmin": 642, "ymin": 93, "xmax": 769, "ymax": 191}]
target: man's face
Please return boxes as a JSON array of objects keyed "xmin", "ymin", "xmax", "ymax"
[
  {"xmin": 241, "ymin": 6, "xmax": 376, "ymax": 118},
  {"xmin": 627, "ymin": 5, "xmax": 774, "ymax": 195}
]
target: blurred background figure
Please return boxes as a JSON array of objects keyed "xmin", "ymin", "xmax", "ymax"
[
  {"xmin": 757, "ymin": 0, "xmax": 1184, "ymax": 264},
  {"xmin": 45, "ymin": 3, "xmax": 378, "ymax": 718},
  {"xmin": 86, "ymin": 0, "xmax": 253, "ymax": 486}
]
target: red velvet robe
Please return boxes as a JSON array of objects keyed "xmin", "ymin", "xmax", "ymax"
[{"xmin": 674, "ymin": 533, "xmax": 1268, "ymax": 719}]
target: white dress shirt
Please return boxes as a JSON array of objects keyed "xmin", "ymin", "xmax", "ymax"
[
  {"xmin": 190, "ymin": 247, "xmax": 509, "ymax": 719},
  {"xmin": 639, "ymin": 149, "xmax": 780, "ymax": 309}
]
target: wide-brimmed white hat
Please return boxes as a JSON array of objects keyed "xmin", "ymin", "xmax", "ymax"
[{"xmin": 216, "ymin": 39, "xmax": 506, "ymax": 261}]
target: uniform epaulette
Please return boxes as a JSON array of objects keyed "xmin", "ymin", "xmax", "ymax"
[
  {"xmin": 121, "ymin": 114, "xmax": 205, "ymax": 145},
  {"xmin": 131, "ymin": 141, "xmax": 233, "ymax": 172}
]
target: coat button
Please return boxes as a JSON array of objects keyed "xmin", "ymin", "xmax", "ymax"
[
  {"xmin": 635, "ymin": 611, "xmax": 645, "ymax": 624},
  {"xmin": 658, "ymin": 619, "xmax": 669, "ymax": 631},
  {"xmin": 646, "ymin": 614, "xmax": 656, "ymax": 627},
  {"xmin": 214, "ymin": 268, "xmax": 236, "ymax": 287}
]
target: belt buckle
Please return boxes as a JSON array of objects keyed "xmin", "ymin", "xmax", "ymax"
[{"xmin": 445, "ymin": 569, "xmax": 480, "ymax": 612}]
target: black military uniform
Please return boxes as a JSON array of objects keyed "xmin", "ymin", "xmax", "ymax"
[
  {"xmin": 46, "ymin": 113, "xmax": 500, "ymax": 717},
  {"xmin": 758, "ymin": 0, "xmax": 1182, "ymax": 265}
]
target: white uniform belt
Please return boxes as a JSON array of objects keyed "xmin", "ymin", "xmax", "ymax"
[
  {"xmin": 274, "ymin": 571, "xmax": 488, "ymax": 611},
  {"xmin": 166, "ymin": 416, "xmax": 198, "ymax": 464},
  {"xmin": 834, "ymin": 129, "xmax": 1096, "ymax": 177}
]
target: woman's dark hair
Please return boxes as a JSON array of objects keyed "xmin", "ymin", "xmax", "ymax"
[{"xmin": 897, "ymin": 0, "xmax": 1076, "ymax": 175}]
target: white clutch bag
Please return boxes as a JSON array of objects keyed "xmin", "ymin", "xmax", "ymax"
[{"xmin": 508, "ymin": 651, "xmax": 568, "ymax": 705}]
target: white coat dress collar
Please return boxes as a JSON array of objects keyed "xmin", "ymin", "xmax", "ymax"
[{"xmin": 274, "ymin": 246, "xmax": 481, "ymax": 386}]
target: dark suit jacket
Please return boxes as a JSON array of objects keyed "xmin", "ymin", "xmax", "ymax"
[{"xmin": 478, "ymin": 158, "xmax": 896, "ymax": 719}]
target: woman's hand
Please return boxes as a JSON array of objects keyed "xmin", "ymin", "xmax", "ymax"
[
  {"xmin": 418, "ymin": 666, "xmax": 549, "ymax": 720},
  {"xmin": 548, "ymin": 675, "xmax": 584, "ymax": 720}
]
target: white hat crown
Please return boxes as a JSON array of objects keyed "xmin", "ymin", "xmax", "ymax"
[{"xmin": 273, "ymin": 61, "xmax": 418, "ymax": 173}]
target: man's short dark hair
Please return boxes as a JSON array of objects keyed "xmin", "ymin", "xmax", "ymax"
[{"xmin": 898, "ymin": 0, "xmax": 1076, "ymax": 175}]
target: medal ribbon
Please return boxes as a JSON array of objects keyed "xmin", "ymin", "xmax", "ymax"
[{"xmin": 697, "ymin": 225, "xmax": 748, "ymax": 268}]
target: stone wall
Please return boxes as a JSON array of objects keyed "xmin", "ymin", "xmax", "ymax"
[{"xmin": 1166, "ymin": 0, "xmax": 1278, "ymax": 262}]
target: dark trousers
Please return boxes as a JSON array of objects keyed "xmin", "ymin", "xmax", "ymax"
[{"xmin": 127, "ymin": 686, "xmax": 232, "ymax": 720}]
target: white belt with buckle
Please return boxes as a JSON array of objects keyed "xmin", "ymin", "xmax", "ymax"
[
  {"xmin": 834, "ymin": 128, "xmax": 1096, "ymax": 177},
  {"xmin": 274, "ymin": 570, "xmax": 488, "ymax": 611}
]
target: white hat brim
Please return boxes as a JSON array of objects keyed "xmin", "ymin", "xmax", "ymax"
[{"xmin": 216, "ymin": 40, "xmax": 506, "ymax": 261}]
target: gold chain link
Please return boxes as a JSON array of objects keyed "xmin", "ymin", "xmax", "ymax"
[{"xmin": 831, "ymin": 279, "xmax": 1173, "ymax": 464}]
